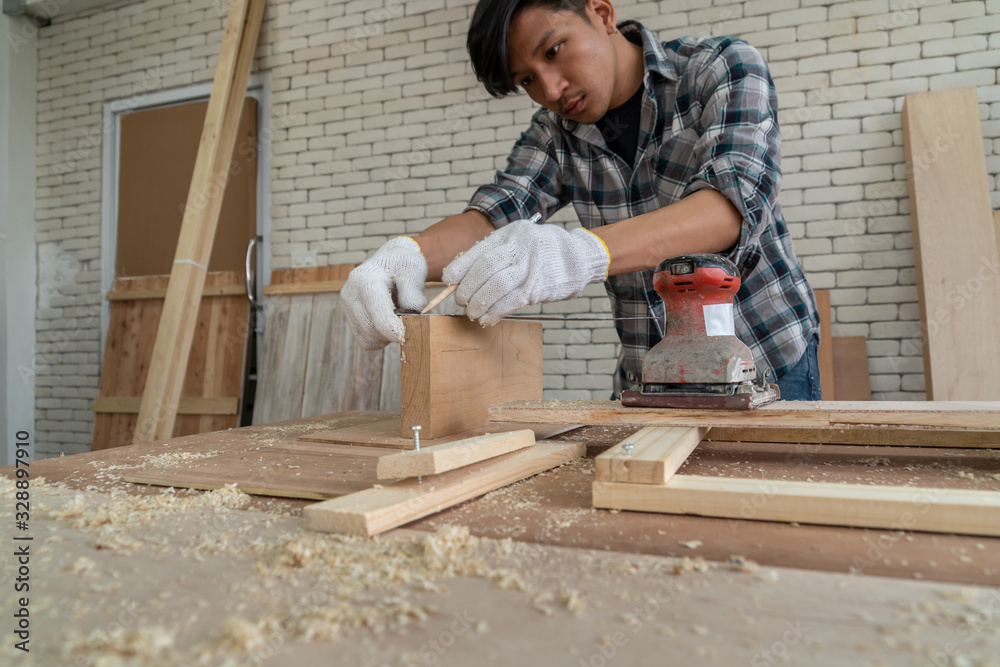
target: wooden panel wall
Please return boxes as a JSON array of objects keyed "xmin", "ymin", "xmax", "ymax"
[{"xmin": 92, "ymin": 271, "xmax": 249, "ymax": 449}]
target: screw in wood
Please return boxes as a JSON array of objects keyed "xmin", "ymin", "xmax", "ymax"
[
  {"xmin": 622, "ymin": 443, "xmax": 634, "ymax": 457},
  {"xmin": 411, "ymin": 425, "xmax": 422, "ymax": 484}
]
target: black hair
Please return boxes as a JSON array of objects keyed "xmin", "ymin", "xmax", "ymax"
[{"xmin": 467, "ymin": 0, "xmax": 590, "ymax": 98}]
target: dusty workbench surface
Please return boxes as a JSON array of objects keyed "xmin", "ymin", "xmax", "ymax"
[{"xmin": 2, "ymin": 412, "xmax": 999, "ymax": 665}]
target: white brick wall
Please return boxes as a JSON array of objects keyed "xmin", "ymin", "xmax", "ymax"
[{"xmin": 32, "ymin": 0, "xmax": 1000, "ymax": 455}]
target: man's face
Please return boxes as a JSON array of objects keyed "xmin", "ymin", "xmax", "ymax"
[{"xmin": 508, "ymin": 4, "xmax": 617, "ymax": 124}]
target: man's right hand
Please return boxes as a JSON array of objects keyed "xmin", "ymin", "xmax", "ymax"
[{"xmin": 342, "ymin": 237, "xmax": 428, "ymax": 349}]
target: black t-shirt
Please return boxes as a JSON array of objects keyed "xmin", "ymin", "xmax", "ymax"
[{"xmin": 596, "ymin": 82, "xmax": 645, "ymax": 167}]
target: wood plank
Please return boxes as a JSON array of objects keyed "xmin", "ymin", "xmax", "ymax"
[
  {"xmin": 490, "ymin": 400, "xmax": 1000, "ymax": 431},
  {"xmin": 815, "ymin": 290, "xmax": 835, "ymax": 400},
  {"xmin": 134, "ymin": 0, "xmax": 266, "ymax": 443},
  {"xmin": 378, "ymin": 343, "xmax": 402, "ymax": 412},
  {"xmin": 93, "ymin": 396, "xmax": 238, "ymax": 415},
  {"xmin": 305, "ymin": 441, "xmax": 586, "ymax": 537},
  {"xmin": 705, "ymin": 427, "xmax": 1000, "ymax": 448},
  {"xmin": 902, "ymin": 87, "xmax": 1000, "ymax": 401},
  {"xmin": 301, "ymin": 416, "xmax": 579, "ymax": 449},
  {"xmin": 106, "ymin": 283, "xmax": 245, "ymax": 301},
  {"xmin": 592, "ymin": 476, "xmax": 1000, "ymax": 537},
  {"xmin": 375, "ymin": 429, "xmax": 536, "ymax": 480},
  {"xmin": 832, "ymin": 336, "xmax": 872, "ymax": 401},
  {"xmin": 594, "ymin": 426, "xmax": 708, "ymax": 484},
  {"xmin": 271, "ymin": 293, "xmax": 314, "ymax": 419},
  {"xmin": 251, "ymin": 292, "xmax": 291, "ymax": 425},
  {"xmin": 300, "ymin": 291, "xmax": 341, "ymax": 417}
]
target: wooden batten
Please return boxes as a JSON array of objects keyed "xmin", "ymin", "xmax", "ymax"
[
  {"xmin": 375, "ymin": 429, "xmax": 536, "ymax": 479},
  {"xmin": 595, "ymin": 426, "xmax": 708, "ymax": 484}
]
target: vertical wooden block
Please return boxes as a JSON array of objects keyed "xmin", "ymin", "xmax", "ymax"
[
  {"xmin": 399, "ymin": 315, "xmax": 542, "ymax": 439},
  {"xmin": 814, "ymin": 290, "xmax": 835, "ymax": 400}
]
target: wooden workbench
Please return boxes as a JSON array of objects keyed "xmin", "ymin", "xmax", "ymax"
[{"xmin": 3, "ymin": 411, "xmax": 999, "ymax": 665}]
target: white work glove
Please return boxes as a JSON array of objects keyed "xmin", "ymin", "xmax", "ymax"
[
  {"xmin": 443, "ymin": 220, "xmax": 610, "ymax": 325},
  {"xmin": 342, "ymin": 237, "xmax": 428, "ymax": 349}
]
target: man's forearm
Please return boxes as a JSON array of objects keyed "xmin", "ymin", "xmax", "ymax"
[
  {"xmin": 592, "ymin": 189, "xmax": 743, "ymax": 276},
  {"xmin": 413, "ymin": 209, "xmax": 497, "ymax": 281}
]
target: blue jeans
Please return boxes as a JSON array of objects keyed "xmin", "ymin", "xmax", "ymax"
[{"xmin": 776, "ymin": 334, "xmax": 822, "ymax": 401}]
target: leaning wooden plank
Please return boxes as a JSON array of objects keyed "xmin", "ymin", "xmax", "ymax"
[
  {"xmin": 595, "ymin": 426, "xmax": 708, "ymax": 484},
  {"xmin": 490, "ymin": 400, "xmax": 1000, "ymax": 431},
  {"xmin": 705, "ymin": 427, "xmax": 1000, "ymax": 448},
  {"xmin": 832, "ymin": 337, "xmax": 872, "ymax": 401},
  {"xmin": 376, "ymin": 429, "xmax": 536, "ymax": 480},
  {"xmin": 902, "ymin": 87, "xmax": 1000, "ymax": 401},
  {"xmin": 134, "ymin": 0, "xmax": 266, "ymax": 443},
  {"xmin": 814, "ymin": 290, "xmax": 835, "ymax": 400},
  {"xmin": 305, "ymin": 441, "xmax": 586, "ymax": 537},
  {"xmin": 592, "ymin": 476, "xmax": 1000, "ymax": 538}
]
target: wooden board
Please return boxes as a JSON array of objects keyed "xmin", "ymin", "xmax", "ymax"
[
  {"xmin": 902, "ymin": 87, "xmax": 1000, "ymax": 401},
  {"xmin": 92, "ymin": 272, "xmax": 249, "ymax": 450},
  {"xmin": 305, "ymin": 441, "xmax": 586, "ymax": 537},
  {"xmin": 375, "ymin": 429, "xmax": 535, "ymax": 479},
  {"xmin": 705, "ymin": 426, "xmax": 1000, "ymax": 448},
  {"xmin": 594, "ymin": 426, "xmax": 708, "ymax": 484},
  {"xmin": 300, "ymin": 417, "xmax": 579, "ymax": 450},
  {"xmin": 593, "ymin": 476, "xmax": 1000, "ymax": 537},
  {"xmin": 815, "ymin": 290, "xmax": 835, "ymax": 400},
  {"xmin": 399, "ymin": 315, "xmax": 543, "ymax": 439},
  {"xmin": 490, "ymin": 400, "xmax": 1000, "ymax": 432},
  {"xmin": 832, "ymin": 336, "xmax": 872, "ymax": 400},
  {"xmin": 135, "ymin": 0, "xmax": 266, "ymax": 442}
]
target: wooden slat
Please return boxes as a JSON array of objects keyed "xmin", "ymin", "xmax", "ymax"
[
  {"xmin": 251, "ymin": 291, "xmax": 291, "ymax": 425},
  {"xmin": 300, "ymin": 416, "xmax": 579, "ymax": 450},
  {"xmin": 134, "ymin": 0, "xmax": 266, "ymax": 443},
  {"xmin": 832, "ymin": 336, "xmax": 872, "ymax": 401},
  {"xmin": 94, "ymin": 396, "xmax": 238, "ymax": 415},
  {"xmin": 594, "ymin": 426, "xmax": 708, "ymax": 484},
  {"xmin": 106, "ymin": 284, "xmax": 246, "ymax": 301},
  {"xmin": 592, "ymin": 476, "xmax": 1000, "ymax": 537},
  {"xmin": 705, "ymin": 427, "xmax": 1000, "ymax": 448},
  {"xmin": 815, "ymin": 290, "xmax": 835, "ymax": 400},
  {"xmin": 490, "ymin": 400, "xmax": 1000, "ymax": 431},
  {"xmin": 375, "ymin": 429, "xmax": 535, "ymax": 479},
  {"xmin": 902, "ymin": 87, "xmax": 1000, "ymax": 401},
  {"xmin": 305, "ymin": 441, "xmax": 586, "ymax": 537}
]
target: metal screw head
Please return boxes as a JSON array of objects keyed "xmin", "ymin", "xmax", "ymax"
[
  {"xmin": 622, "ymin": 443, "xmax": 634, "ymax": 456},
  {"xmin": 411, "ymin": 425, "xmax": 421, "ymax": 451}
]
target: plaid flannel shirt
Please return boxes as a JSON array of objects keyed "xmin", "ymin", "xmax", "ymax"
[{"xmin": 467, "ymin": 21, "xmax": 819, "ymax": 394}]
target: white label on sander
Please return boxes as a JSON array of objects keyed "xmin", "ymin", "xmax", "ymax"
[{"xmin": 703, "ymin": 304, "xmax": 735, "ymax": 336}]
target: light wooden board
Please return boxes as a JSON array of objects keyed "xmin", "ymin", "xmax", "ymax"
[
  {"xmin": 300, "ymin": 416, "xmax": 579, "ymax": 450},
  {"xmin": 305, "ymin": 441, "xmax": 586, "ymax": 537},
  {"xmin": 92, "ymin": 272, "xmax": 249, "ymax": 450},
  {"xmin": 832, "ymin": 336, "xmax": 872, "ymax": 401},
  {"xmin": 595, "ymin": 426, "xmax": 708, "ymax": 484},
  {"xmin": 902, "ymin": 87, "xmax": 1000, "ymax": 401},
  {"xmin": 399, "ymin": 315, "xmax": 542, "ymax": 439},
  {"xmin": 490, "ymin": 400, "xmax": 1000, "ymax": 431},
  {"xmin": 593, "ymin": 476, "xmax": 1000, "ymax": 537},
  {"xmin": 705, "ymin": 426, "xmax": 1000, "ymax": 448},
  {"xmin": 376, "ymin": 429, "xmax": 536, "ymax": 479},
  {"xmin": 134, "ymin": 0, "xmax": 266, "ymax": 442},
  {"xmin": 815, "ymin": 290, "xmax": 835, "ymax": 400}
]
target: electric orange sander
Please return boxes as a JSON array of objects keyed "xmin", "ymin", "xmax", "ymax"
[{"xmin": 621, "ymin": 254, "xmax": 780, "ymax": 410}]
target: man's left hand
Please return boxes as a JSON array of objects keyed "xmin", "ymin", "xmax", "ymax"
[{"xmin": 442, "ymin": 219, "xmax": 610, "ymax": 325}]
